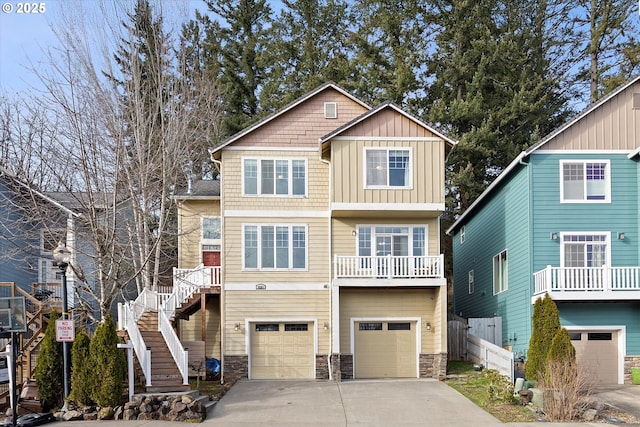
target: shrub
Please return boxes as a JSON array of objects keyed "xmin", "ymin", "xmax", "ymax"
[
  {"xmin": 539, "ymin": 360, "xmax": 592, "ymax": 421},
  {"xmin": 69, "ymin": 328, "xmax": 94, "ymax": 406},
  {"xmin": 34, "ymin": 311, "xmax": 63, "ymax": 409},
  {"xmin": 482, "ymin": 369, "xmax": 515, "ymax": 403},
  {"xmin": 526, "ymin": 294, "xmax": 560, "ymax": 380},
  {"xmin": 547, "ymin": 327, "xmax": 576, "ymax": 365},
  {"xmin": 89, "ymin": 314, "xmax": 126, "ymax": 407}
]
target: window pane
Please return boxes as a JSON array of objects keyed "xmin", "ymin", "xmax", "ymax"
[
  {"xmin": 244, "ymin": 226, "xmax": 258, "ymax": 268},
  {"xmin": 285, "ymin": 323, "xmax": 308, "ymax": 331},
  {"xmin": 255, "ymin": 323, "xmax": 279, "ymax": 332},
  {"xmin": 563, "ymin": 163, "xmax": 584, "ymax": 200},
  {"xmin": 358, "ymin": 227, "xmax": 371, "ymax": 257},
  {"xmin": 275, "ymin": 160, "xmax": 289, "ymax": 195},
  {"xmin": 244, "ymin": 159, "xmax": 258, "ymax": 195},
  {"xmin": 292, "ymin": 226, "xmax": 306, "ymax": 269},
  {"xmin": 586, "ymin": 163, "xmax": 606, "ymax": 200},
  {"xmin": 261, "ymin": 226, "xmax": 274, "ymax": 268},
  {"xmin": 292, "ymin": 160, "xmax": 305, "ymax": 195},
  {"xmin": 261, "ymin": 160, "xmax": 275, "ymax": 195},
  {"xmin": 389, "ymin": 150, "xmax": 409, "ymax": 186},
  {"xmin": 276, "ymin": 226, "xmax": 289, "ymax": 268},
  {"xmin": 493, "ymin": 250, "xmax": 507, "ymax": 293},
  {"xmin": 413, "ymin": 227, "xmax": 425, "ymax": 256},
  {"xmin": 203, "ymin": 217, "xmax": 221, "ymax": 240},
  {"xmin": 366, "ymin": 150, "xmax": 387, "ymax": 186},
  {"xmin": 359, "ymin": 322, "xmax": 382, "ymax": 331}
]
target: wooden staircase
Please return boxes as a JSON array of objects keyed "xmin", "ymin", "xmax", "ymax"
[
  {"xmin": 174, "ymin": 287, "xmax": 220, "ymax": 320},
  {"xmin": 137, "ymin": 311, "xmax": 189, "ymax": 392}
]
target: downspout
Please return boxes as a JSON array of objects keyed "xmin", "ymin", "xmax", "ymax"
[
  {"xmin": 319, "ymin": 146, "xmax": 333, "ymax": 381},
  {"xmin": 210, "ymin": 153, "xmax": 225, "ymax": 384},
  {"xmin": 518, "ymin": 154, "xmax": 532, "ymax": 358}
]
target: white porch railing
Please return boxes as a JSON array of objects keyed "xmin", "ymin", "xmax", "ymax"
[
  {"xmin": 534, "ymin": 265, "xmax": 640, "ymax": 296},
  {"xmin": 334, "ymin": 254, "xmax": 444, "ymax": 279},
  {"xmin": 118, "ymin": 288, "xmax": 155, "ymax": 387},
  {"xmin": 467, "ymin": 334, "xmax": 514, "ymax": 382}
]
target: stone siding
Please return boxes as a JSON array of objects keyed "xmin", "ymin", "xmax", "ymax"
[
  {"xmin": 316, "ymin": 354, "xmax": 329, "ymax": 380},
  {"xmin": 223, "ymin": 355, "xmax": 248, "ymax": 384},
  {"xmin": 419, "ymin": 353, "xmax": 447, "ymax": 380},
  {"xmin": 339, "ymin": 354, "xmax": 354, "ymax": 380},
  {"xmin": 624, "ymin": 355, "xmax": 640, "ymax": 384}
]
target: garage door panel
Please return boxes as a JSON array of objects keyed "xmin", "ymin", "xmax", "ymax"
[
  {"xmin": 570, "ymin": 330, "xmax": 617, "ymax": 385},
  {"xmin": 250, "ymin": 322, "xmax": 314, "ymax": 379},
  {"xmin": 355, "ymin": 321, "xmax": 416, "ymax": 379}
]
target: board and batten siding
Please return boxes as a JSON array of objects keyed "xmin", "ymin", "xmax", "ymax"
[
  {"xmin": 177, "ymin": 199, "xmax": 220, "ymax": 269},
  {"xmin": 231, "ymin": 88, "xmax": 368, "ymax": 149},
  {"xmin": 331, "ymin": 218, "xmax": 440, "ymax": 258},
  {"xmin": 223, "ymin": 216, "xmax": 330, "ymax": 284},
  {"xmin": 543, "ymin": 80, "xmax": 640, "ymax": 151},
  {"xmin": 178, "ymin": 298, "xmax": 222, "ymax": 358},
  {"xmin": 339, "ymin": 288, "xmax": 445, "ymax": 354},
  {"xmin": 224, "ymin": 290, "xmax": 330, "ymax": 355},
  {"xmin": 220, "ymin": 150, "xmax": 329, "ymax": 212},
  {"xmin": 530, "ymin": 152, "xmax": 639, "ymax": 273},
  {"xmin": 331, "ymin": 138, "xmax": 445, "ymax": 205},
  {"xmin": 452, "ymin": 164, "xmax": 532, "ymax": 354},
  {"xmin": 558, "ymin": 302, "xmax": 640, "ymax": 355}
]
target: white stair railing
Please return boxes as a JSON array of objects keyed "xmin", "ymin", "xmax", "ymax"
[
  {"xmin": 118, "ymin": 290, "xmax": 153, "ymax": 387},
  {"xmin": 158, "ymin": 306, "xmax": 189, "ymax": 385}
]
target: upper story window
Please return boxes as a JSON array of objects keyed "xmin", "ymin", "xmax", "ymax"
[
  {"xmin": 561, "ymin": 233, "xmax": 609, "ymax": 268},
  {"xmin": 468, "ymin": 270, "xmax": 474, "ymax": 294},
  {"xmin": 244, "ymin": 158, "xmax": 306, "ymax": 196},
  {"xmin": 243, "ymin": 224, "xmax": 307, "ymax": 270},
  {"xmin": 493, "ymin": 250, "xmax": 507, "ymax": 294},
  {"xmin": 202, "ymin": 216, "xmax": 221, "ymax": 241},
  {"xmin": 460, "ymin": 226, "xmax": 466, "ymax": 244},
  {"xmin": 357, "ymin": 225, "xmax": 426, "ymax": 257},
  {"xmin": 560, "ymin": 160, "xmax": 610, "ymax": 203},
  {"xmin": 365, "ymin": 148, "xmax": 412, "ymax": 188}
]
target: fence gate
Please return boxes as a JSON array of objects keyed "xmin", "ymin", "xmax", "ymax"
[
  {"xmin": 468, "ymin": 317, "xmax": 502, "ymax": 346},
  {"xmin": 447, "ymin": 320, "xmax": 468, "ymax": 360}
]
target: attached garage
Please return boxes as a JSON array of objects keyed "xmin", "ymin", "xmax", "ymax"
[
  {"xmin": 249, "ymin": 322, "xmax": 315, "ymax": 379},
  {"xmin": 569, "ymin": 330, "xmax": 619, "ymax": 384},
  {"xmin": 354, "ymin": 320, "xmax": 417, "ymax": 378}
]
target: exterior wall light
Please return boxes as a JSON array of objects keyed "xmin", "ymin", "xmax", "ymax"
[
  {"xmin": 234, "ymin": 322, "xmax": 240, "ymax": 331},
  {"xmin": 425, "ymin": 322, "xmax": 431, "ymax": 331},
  {"xmin": 618, "ymin": 232, "xmax": 625, "ymax": 240},
  {"xmin": 323, "ymin": 322, "xmax": 329, "ymax": 331},
  {"xmin": 550, "ymin": 233, "xmax": 558, "ymax": 240}
]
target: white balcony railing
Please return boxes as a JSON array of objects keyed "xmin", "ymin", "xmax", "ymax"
[
  {"xmin": 334, "ymin": 254, "xmax": 444, "ymax": 279},
  {"xmin": 533, "ymin": 265, "xmax": 640, "ymax": 300}
]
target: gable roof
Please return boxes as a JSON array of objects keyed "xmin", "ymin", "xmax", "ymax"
[
  {"xmin": 319, "ymin": 102, "xmax": 457, "ymax": 148},
  {"xmin": 0, "ymin": 166, "xmax": 80, "ymax": 218},
  {"xmin": 173, "ymin": 179, "xmax": 220, "ymax": 200},
  {"xmin": 446, "ymin": 74, "xmax": 640, "ymax": 235},
  {"xmin": 209, "ymin": 82, "xmax": 371, "ymax": 156}
]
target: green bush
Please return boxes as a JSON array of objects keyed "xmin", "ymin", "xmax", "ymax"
[
  {"xmin": 89, "ymin": 314, "xmax": 126, "ymax": 407},
  {"xmin": 69, "ymin": 328, "xmax": 94, "ymax": 406},
  {"xmin": 526, "ymin": 294, "xmax": 560, "ymax": 381},
  {"xmin": 482, "ymin": 369, "xmax": 515, "ymax": 403},
  {"xmin": 34, "ymin": 311, "xmax": 63, "ymax": 409},
  {"xmin": 547, "ymin": 327, "xmax": 576, "ymax": 365}
]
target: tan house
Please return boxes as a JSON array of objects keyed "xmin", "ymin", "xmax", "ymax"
[{"xmin": 119, "ymin": 83, "xmax": 454, "ymax": 388}]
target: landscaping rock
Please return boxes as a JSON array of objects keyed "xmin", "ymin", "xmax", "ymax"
[
  {"xmin": 98, "ymin": 406, "xmax": 114, "ymax": 420},
  {"xmin": 62, "ymin": 410, "xmax": 84, "ymax": 421},
  {"xmin": 582, "ymin": 408, "xmax": 598, "ymax": 421}
]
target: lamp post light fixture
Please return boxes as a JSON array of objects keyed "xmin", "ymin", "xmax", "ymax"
[{"xmin": 52, "ymin": 242, "xmax": 71, "ymax": 401}]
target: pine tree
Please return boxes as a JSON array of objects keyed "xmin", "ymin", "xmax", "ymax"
[
  {"xmin": 89, "ymin": 314, "xmax": 126, "ymax": 407},
  {"xmin": 526, "ymin": 294, "xmax": 561, "ymax": 380},
  {"xmin": 547, "ymin": 328, "xmax": 576, "ymax": 365},
  {"xmin": 69, "ymin": 328, "xmax": 94, "ymax": 406},
  {"xmin": 34, "ymin": 311, "xmax": 63, "ymax": 409}
]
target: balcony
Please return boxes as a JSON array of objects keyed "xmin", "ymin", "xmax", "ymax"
[
  {"xmin": 173, "ymin": 265, "xmax": 222, "ymax": 289},
  {"xmin": 533, "ymin": 265, "xmax": 640, "ymax": 302},
  {"xmin": 334, "ymin": 254, "xmax": 444, "ymax": 286}
]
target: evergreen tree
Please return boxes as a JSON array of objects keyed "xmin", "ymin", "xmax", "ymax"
[
  {"xmin": 69, "ymin": 328, "xmax": 94, "ymax": 406},
  {"xmin": 259, "ymin": 0, "xmax": 353, "ymax": 113},
  {"xmin": 34, "ymin": 311, "xmax": 63, "ymax": 409},
  {"xmin": 199, "ymin": 0, "xmax": 272, "ymax": 136},
  {"xmin": 547, "ymin": 327, "xmax": 576, "ymax": 365},
  {"xmin": 89, "ymin": 314, "xmax": 127, "ymax": 407},
  {"xmin": 526, "ymin": 294, "xmax": 561, "ymax": 380}
]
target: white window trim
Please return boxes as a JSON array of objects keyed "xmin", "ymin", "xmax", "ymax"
[
  {"xmin": 355, "ymin": 224, "xmax": 429, "ymax": 257},
  {"xmin": 460, "ymin": 226, "xmax": 465, "ymax": 244},
  {"xmin": 242, "ymin": 157, "xmax": 308, "ymax": 197},
  {"xmin": 493, "ymin": 249, "xmax": 508, "ymax": 295},
  {"xmin": 559, "ymin": 159, "xmax": 611, "ymax": 203},
  {"xmin": 363, "ymin": 147, "xmax": 413, "ymax": 189},
  {"xmin": 324, "ymin": 102, "xmax": 337, "ymax": 119},
  {"xmin": 559, "ymin": 231, "xmax": 611, "ymax": 268},
  {"xmin": 468, "ymin": 270, "xmax": 474, "ymax": 294},
  {"xmin": 201, "ymin": 216, "xmax": 221, "ymax": 244},
  {"xmin": 242, "ymin": 224, "xmax": 309, "ymax": 271}
]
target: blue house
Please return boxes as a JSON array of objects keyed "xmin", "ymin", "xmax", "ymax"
[{"xmin": 447, "ymin": 75, "xmax": 640, "ymax": 385}]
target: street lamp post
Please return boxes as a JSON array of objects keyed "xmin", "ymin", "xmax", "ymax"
[{"xmin": 52, "ymin": 242, "xmax": 71, "ymax": 401}]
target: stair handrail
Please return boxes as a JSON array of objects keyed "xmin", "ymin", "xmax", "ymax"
[
  {"xmin": 118, "ymin": 288, "xmax": 155, "ymax": 387},
  {"xmin": 157, "ymin": 305, "xmax": 189, "ymax": 385}
]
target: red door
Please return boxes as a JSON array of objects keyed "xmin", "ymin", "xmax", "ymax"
[{"xmin": 203, "ymin": 251, "xmax": 220, "ymax": 267}]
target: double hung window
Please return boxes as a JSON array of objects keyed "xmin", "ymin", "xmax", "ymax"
[
  {"xmin": 202, "ymin": 217, "xmax": 221, "ymax": 241},
  {"xmin": 561, "ymin": 233, "xmax": 608, "ymax": 268},
  {"xmin": 244, "ymin": 158, "xmax": 306, "ymax": 196},
  {"xmin": 365, "ymin": 148, "xmax": 411, "ymax": 188},
  {"xmin": 560, "ymin": 160, "xmax": 609, "ymax": 202},
  {"xmin": 493, "ymin": 250, "xmax": 508, "ymax": 294},
  {"xmin": 244, "ymin": 225, "xmax": 307, "ymax": 270}
]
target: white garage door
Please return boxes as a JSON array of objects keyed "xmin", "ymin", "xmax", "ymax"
[
  {"xmin": 354, "ymin": 321, "xmax": 417, "ymax": 378},
  {"xmin": 250, "ymin": 322, "xmax": 314, "ymax": 379},
  {"xmin": 570, "ymin": 330, "xmax": 618, "ymax": 384}
]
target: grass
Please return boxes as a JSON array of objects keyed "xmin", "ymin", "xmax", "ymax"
[
  {"xmin": 189, "ymin": 377, "xmax": 225, "ymax": 399},
  {"xmin": 445, "ymin": 361, "xmax": 537, "ymax": 423}
]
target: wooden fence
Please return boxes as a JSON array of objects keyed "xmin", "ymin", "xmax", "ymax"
[{"xmin": 447, "ymin": 320, "xmax": 468, "ymax": 361}]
